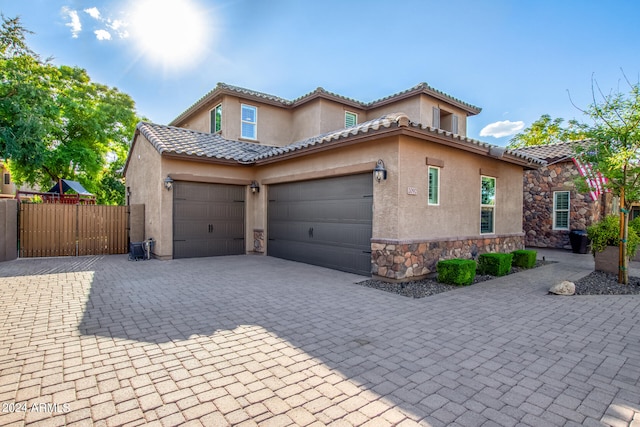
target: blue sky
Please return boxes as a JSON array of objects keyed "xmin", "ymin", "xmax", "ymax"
[{"xmin": 2, "ymin": 0, "xmax": 640, "ymax": 146}]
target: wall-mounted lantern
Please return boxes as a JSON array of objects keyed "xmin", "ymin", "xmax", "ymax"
[
  {"xmin": 164, "ymin": 176, "xmax": 173, "ymax": 191},
  {"xmin": 373, "ymin": 159, "xmax": 387, "ymax": 182},
  {"xmin": 250, "ymin": 181, "xmax": 260, "ymax": 194}
]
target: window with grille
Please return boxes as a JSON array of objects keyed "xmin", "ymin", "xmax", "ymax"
[
  {"xmin": 241, "ymin": 104, "xmax": 257, "ymax": 140},
  {"xmin": 428, "ymin": 166, "xmax": 439, "ymax": 205},
  {"xmin": 481, "ymin": 176, "xmax": 496, "ymax": 234},
  {"xmin": 553, "ymin": 191, "xmax": 570, "ymax": 230}
]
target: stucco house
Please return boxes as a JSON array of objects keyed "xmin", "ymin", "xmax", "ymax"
[
  {"xmin": 124, "ymin": 82, "xmax": 544, "ymax": 280},
  {"xmin": 513, "ymin": 141, "xmax": 615, "ymax": 249}
]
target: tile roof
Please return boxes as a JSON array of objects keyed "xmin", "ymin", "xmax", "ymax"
[
  {"xmin": 512, "ymin": 141, "xmax": 586, "ymax": 163},
  {"xmin": 170, "ymin": 82, "xmax": 481, "ymax": 126},
  {"xmin": 136, "ymin": 122, "xmax": 273, "ymax": 163},
  {"xmin": 136, "ymin": 114, "xmax": 545, "ymax": 168}
]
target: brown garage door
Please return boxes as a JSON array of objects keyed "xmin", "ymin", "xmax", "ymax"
[
  {"xmin": 173, "ymin": 181, "xmax": 245, "ymax": 258},
  {"xmin": 267, "ymin": 174, "xmax": 373, "ymax": 276}
]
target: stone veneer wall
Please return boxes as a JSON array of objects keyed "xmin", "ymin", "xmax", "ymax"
[
  {"xmin": 523, "ymin": 161, "xmax": 602, "ymax": 249},
  {"xmin": 371, "ymin": 234, "xmax": 524, "ymax": 281}
]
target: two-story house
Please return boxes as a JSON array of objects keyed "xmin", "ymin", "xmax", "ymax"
[{"xmin": 124, "ymin": 82, "xmax": 543, "ymax": 280}]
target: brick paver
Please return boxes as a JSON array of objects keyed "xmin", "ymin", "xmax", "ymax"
[{"xmin": 1, "ymin": 250, "xmax": 639, "ymax": 426}]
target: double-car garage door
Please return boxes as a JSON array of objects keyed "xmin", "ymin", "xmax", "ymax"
[
  {"xmin": 268, "ymin": 174, "xmax": 373, "ymax": 276},
  {"xmin": 172, "ymin": 175, "xmax": 373, "ymax": 276}
]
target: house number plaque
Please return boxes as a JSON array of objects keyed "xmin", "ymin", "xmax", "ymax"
[{"xmin": 407, "ymin": 187, "xmax": 418, "ymax": 195}]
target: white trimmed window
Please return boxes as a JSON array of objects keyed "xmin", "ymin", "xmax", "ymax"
[
  {"xmin": 428, "ymin": 166, "xmax": 439, "ymax": 205},
  {"xmin": 481, "ymin": 176, "xmax": 496, "ymax": 234},
  {"xmin": 210, "ymin": 104, "xmax": 222, "ymax": 133},
  {"xmin": 553, "ymin": 191, "xmax": 570, "ymax": 230},
  {"xmin": 241, "ymin": 104, "xmax": 257, "ymax": 140},
  {"xmin": 345, "ymin": 111, "xmax": 357, "ymax": 128}
]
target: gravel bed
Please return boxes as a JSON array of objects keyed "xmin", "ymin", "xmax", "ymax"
[
  {"xmin": 359, "ymin": 261, "xmax": 640, "ymax": 298},
  {"xmin": 574, "ymin": 271, "xmax": 640, "ymax": 295},
  {"xmin": 358, "ymin": 261, "xmax": 551, "ymax": 299}
]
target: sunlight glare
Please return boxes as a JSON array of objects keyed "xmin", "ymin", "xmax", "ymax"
[{"xmin": 128, "ymin": 0, "xmax": 210, "ymax": 72}]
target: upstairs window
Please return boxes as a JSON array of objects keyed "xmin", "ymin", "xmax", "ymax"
[
  {"xmin": 3, "ymin": 173, "xmax": 9, "ymax": 185},
  {"xmin": 428, "ymin": 166, "xmax": 439, "ymax": 205},
  {"xmin": 553, "ymin": 191, "xmax": 570, "ymax": 230},
  {"xmin": 481, "ymin": 176, "xmax": 496, "ymax": 234},
  {"xmin": 345, "ymin": 111, "xmax": 358, "ymax": 128},
  {"xmin": 241, "ymin": 104, "xmax": 257, "ymax": 140},
  {"xmin": 210, "ymin": 104, "xmax": 222, "ymax": 133}
]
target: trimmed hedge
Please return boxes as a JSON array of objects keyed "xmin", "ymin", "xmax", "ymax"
[
  {"xmin": 478, "ymin": 253, "xmax": 513, "ymax": 276},
  {"xmin": 437, "ymin": 259, "xmax": 477, "ymax": 286},
  {"xmin": 511, "ymin": 249, "xmax": 537, "ymax": 269}
]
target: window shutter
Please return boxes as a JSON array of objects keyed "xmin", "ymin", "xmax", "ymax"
[
  {"xmin": 452, "ymin": 115, "xmax": 459, "ymax": 134},
  {"xmin": 345, "ymin": 112, "xmax": 357, "ymax": 128},
  {"xmin": 432, "ymin": 107, "xmax": 440, "ymax": 129}
]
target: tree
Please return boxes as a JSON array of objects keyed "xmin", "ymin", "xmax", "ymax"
[
  {"xmin": 0, "ymin": 16, "xmax": 140, "ymax": 205},
  {"xmin": 508, "ymin": 114, "xmax": 585, "ymax": 148},
  {"xmin": 576, "ymin": 76, "xmax": 640, "ymax": 284}
]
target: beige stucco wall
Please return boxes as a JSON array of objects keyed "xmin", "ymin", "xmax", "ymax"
[
  {"xmin": 393, "ymin": 136, "xmax": 523, "ymax": 240},
  {"xmin": 126, "ymin": 134, "xmax": 167, "ymax": 258}
]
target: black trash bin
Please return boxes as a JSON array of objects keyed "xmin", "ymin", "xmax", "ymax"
[{"xmin": 569, "ymin": 230, "xmax": 590, "ymax": 254}]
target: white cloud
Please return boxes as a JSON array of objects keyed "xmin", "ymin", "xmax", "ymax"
[
  {"xmin": 94, "ymin": 30, "xmax": 112, "ymax": 41},
  {"xmin": 108, "ymin": 20, "xmax": 129, "ymax": 39},
  {"xmin": 480, "ymin": 120, "xmax": 525, "ymax": 138},
  {"xmin": 84, "ymin": 7, "xmax": 101, "ymax": 20},
  {"xmin": 62, "ymin": 7, "xmax": 82, "ymax": 38}
]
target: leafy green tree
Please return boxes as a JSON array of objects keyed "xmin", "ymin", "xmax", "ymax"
[
  {"xmin": 508, "ymin": 114, "xmax": 585, "ymax": 148},
  {"xmin": 0, "ymin": 15, "xmax": 140, "ymax": 205},
  {"xmin": 576, "ymin": 77, "xmax": 640, "ymax": 284}
]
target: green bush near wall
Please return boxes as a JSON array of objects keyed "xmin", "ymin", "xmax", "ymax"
[
  {"xmin": 436, "ymin": 259, "xmax": 477, "ymax": 286},
  {"xmin": 511, "ymin": 249, "xmax": 537, "ymax": 269},
  {"xmin": 478, "ymin": 253, "xmax": 513, "ymax": 276}
]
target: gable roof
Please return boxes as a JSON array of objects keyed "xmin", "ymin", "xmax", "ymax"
[
  {"xmin": 126, "ymin": 114, "xmax": 545, "ymax": 173},
  {"xmin": 48, "ymin": 179, "xmax": 93, "ymax": 196},
  {"xmin": 512, "ymin": 141, "xmax": 587, "ymax": 163},
  {"xmin": 169, "ymin": 82, "xmax": 482, "ymax": 126}
]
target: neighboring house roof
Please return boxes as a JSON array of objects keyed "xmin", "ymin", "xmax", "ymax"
[
  {"xmin": 48, "ymin": 179, "xmax": 93, "ymax": 196},
  {"xmin": 169, "ymin": 82, "xmax": 482, "ymax": 127},
  {"xmin": 513, "ymin": 141, "xmax": 588, "ymax": 163},
  {"xmin": 127, "ymin": 114, "xmax": 545, "ymax": 173}
]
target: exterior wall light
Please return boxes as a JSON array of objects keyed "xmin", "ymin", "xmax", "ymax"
[
  {"xmin": 373, "ymin": 159, "xmax": 387, "ymax": 182},
  {"xmin": 250, "ymin": 181, "xmax": 260, "ymax": 193},
  {"xmin": 164, "ymin": 176, "xmax": 173, "ymax": 191}
]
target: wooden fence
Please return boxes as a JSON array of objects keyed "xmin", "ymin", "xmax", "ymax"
[{"xmin": 19, "ymin": 204, "xmax": 128, "ymax": 257}]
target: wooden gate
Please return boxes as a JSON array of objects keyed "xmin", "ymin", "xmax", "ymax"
[{"xmin": 19, "ymin": 204, "xmax": 128, "ymax": 257}]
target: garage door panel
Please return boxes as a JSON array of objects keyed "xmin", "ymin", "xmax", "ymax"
[
  {"xmin": 268, "ymin": 174, "xmax": 372, "ymax": 276},
  {"xmin": 268, "ymin": 240, "xmax": 371, "ymax": 275},
  {"xmin": 173, "ymin": 181, "xmax": 245, "ymax": 258}
]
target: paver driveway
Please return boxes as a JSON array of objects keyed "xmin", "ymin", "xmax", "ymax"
[{"xmin": 0, "ymin": 252, "xmax": 639, "ymax": 426}]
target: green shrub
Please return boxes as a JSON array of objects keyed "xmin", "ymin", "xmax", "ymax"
[
  {"xmin": 511, "ymin": 249, "xmax": 537, "ymax": 269},
  {"xmin": 436, "ymin": 259, "xmax": 476, "ymax": 286},
  {"xmin": 478, "ymin": 253, "xmax": 513, "ymax": 276},
  {"xmin": 587, "ymin": 215, "xmax": 640, "ymax": 258}
]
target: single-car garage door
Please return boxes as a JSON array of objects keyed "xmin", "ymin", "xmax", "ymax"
[
  {"xmin": 173, "ymin": 181, "xmax": 245, "ymax": 258},
  {"xmin": 268, "ymin": 174, "xmax": 373, "ymax": 275}
]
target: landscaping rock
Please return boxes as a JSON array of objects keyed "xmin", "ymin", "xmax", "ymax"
[{"xmin": 549, "ymin": 280, "xmax": 575, "ymax": 296}]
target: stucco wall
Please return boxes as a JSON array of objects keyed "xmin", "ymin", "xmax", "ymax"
[
  {"xmin": 125, "ymin": 134, "xmax": 166, "ymax": 258},
  {"xmin": 523, "ymin": 162, "xmax": 604, "ymax": 249},
  {"xmin": 394, "ymin": 136, "xmax": 523, "ymax": 240}
]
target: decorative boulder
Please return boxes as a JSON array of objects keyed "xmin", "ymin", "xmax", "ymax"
[{"xmin": 549, "ymin": 281, "xmax": 575, "ymax": 296}]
